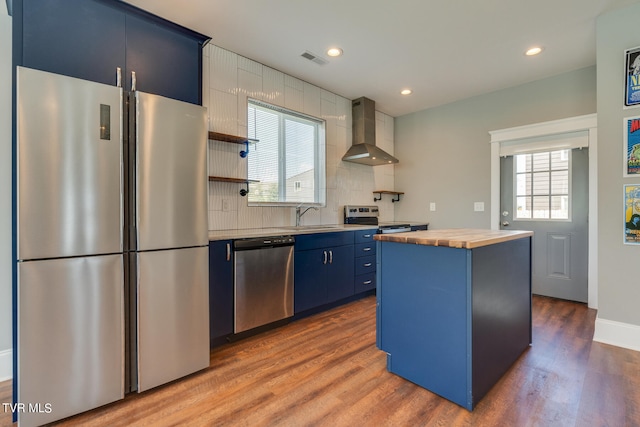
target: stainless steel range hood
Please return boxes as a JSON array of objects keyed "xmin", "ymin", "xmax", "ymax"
[{"xmin": 342, "ymin": 97, "xmax": 399, "ymax": 166}]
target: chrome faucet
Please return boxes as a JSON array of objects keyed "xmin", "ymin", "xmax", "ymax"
[{"xmin": 295, "ymin": 206, "xmax": 319, "ymax": 226}]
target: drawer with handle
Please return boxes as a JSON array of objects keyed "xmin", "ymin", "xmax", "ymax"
[
  {"xmin": 355, "ymin": 242, "xmax": 376, "ymax": 257},
  {"xmin": 355, "ymin": 254, "xmax": 376, "ymax": 276},
  {"xmin": 354, "ymin": 272, "xmax": 376, "ymax": 293},
  {"xmin": 354, "ymin": 229, "xmax": 376, "ymax": 243}
]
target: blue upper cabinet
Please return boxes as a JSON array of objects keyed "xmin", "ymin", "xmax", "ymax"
[{"xmin": 15, "ymin": 0, "xmax": 210, "ymax": 105}]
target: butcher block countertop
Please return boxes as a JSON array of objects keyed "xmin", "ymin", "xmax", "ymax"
[{"xmin": 373, "ymin": 228, "xmax": 533, "ymax": 249}]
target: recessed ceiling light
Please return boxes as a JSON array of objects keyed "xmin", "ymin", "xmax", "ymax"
[
  {"xmin": 400, "ymin": 89, "xmax": 412, "ymax": 95},
  {"xmin": 327, "ymin": 47, "xmax": 343, "ymax": 57},
  {"xmin": 525, "ymin": 46, "xmax": 543, "ymax": 56}
]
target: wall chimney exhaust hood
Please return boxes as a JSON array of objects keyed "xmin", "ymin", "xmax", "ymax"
[{"xmin": 342, "ymin": 97, "xmax": 399, "ymax": 166}]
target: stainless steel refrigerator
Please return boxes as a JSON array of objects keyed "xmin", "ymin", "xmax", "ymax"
[{"xmin": 16, "ymin": 66, "xmax": 209, "ymax": 427}]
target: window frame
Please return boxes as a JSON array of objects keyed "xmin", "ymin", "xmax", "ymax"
[
  {"xmin": 512, "ymin": 149, "xmax": 572, "ymax": 222},
  {"xmin": 246, "ymin": 98, "xmax": 326, "ymax": 207}
]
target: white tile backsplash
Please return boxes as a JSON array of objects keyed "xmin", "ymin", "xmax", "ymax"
[{"xmin": 206, "ymin": 45, "xmax": 396, "ymax": 230}]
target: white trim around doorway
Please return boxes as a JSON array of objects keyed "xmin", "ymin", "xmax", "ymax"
[{"xmin": 489, "ymin": 114, "xmax": 598, "ymax": 309}]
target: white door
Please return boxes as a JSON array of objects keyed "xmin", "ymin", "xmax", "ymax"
[{"xmin": 500, "ymin": 148, "xmax": 588, "ymax": 302}]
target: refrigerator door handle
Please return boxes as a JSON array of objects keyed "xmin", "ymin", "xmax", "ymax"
[
  {"xmin": 116, "ymin": 67, "xmax": 122, "ymax": 88},
  {"xmin": 131, "ymin": 71, "xmax": 137, "ymax": 91}
]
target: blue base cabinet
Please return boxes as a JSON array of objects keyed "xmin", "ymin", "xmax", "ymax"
[
  {"xmin": 294, "ymin": 232, "xmax": 355, "ymax": 313},
  {"xmin": 209, "ymin": 240, "xmax": 233, "ymax": 347},
  {"xmin": 377, "ymin": 237, "xmax": 532, "ymax": 410},
  {"xmin": 354, "ymin": 229, "xmax": 377, "ymax": 293}
]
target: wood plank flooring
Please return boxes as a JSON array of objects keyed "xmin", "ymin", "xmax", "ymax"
[{"xmin": 1, "ymin": 295, "xmax": 639, "ymax": 426}]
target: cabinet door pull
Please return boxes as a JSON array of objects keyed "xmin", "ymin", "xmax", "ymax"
[
  {"xmin": 226, "ymin": 243, "xmax": 231, "ymax": 261},
  {"xmin": 363, "ymin": 247, "xmax": 372, "ymax": 252},
  {"xmin": 116, "ymin": 67, "xmax": 122, "ymax": 88},
  {"xmin": 131, "ymin": 71, "xmax": 137, "ymax": 91},
  {"xmin": 363, "ymin": 262, "xmax": 372, "ymax": 267},
  {"xmin": 323, "ymin": 250, "xmax": 327, "ymax": 265},
  {"xmin": 363, "ymin": 280, "xmax": 372, "ymax": 285},
  {"xmin": 363, "ymin": 234, "xmax": 372, "ymax": 238},
  {"xmin": 329, "ymin": 250, "xmax": 333, "ymax": 264}
]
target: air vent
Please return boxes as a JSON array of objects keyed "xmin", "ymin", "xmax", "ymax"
[{"xmin": 301, "ymin": 51, "xmax": 328, "ymax": 66}]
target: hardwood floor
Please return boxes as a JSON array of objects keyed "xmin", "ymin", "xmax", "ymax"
[{"xmin": 1, "ymin": 295, "xmax": 639, "ymax": 426}]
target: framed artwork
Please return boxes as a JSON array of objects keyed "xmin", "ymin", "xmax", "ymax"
[
  {"xmin": 624, "ymin": 184, "xmax": 640, "ymax": 244},
  {"xmin": 625, "ymin": 47, "xmax": 640, "ymax": 107},
  {"xmin": 624, "ymin": 116, "xmax": 640, "ymax": 176}
]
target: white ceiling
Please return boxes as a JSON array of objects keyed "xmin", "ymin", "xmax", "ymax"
[{"xmin": 125, "ymin": 0, "xmax": 638, "ymax": 117}]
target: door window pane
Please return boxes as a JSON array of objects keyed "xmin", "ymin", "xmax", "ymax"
[{"xmin": 514, "ymin": 149, "xmax": 570, "ymax": 220}]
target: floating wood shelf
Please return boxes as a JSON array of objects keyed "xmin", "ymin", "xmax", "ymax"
[
  {"xmin": 373, "ymin": 190, "xmax": 404, "ymax": 203},
  {"xmin": 208, "ymin": 132, "xmax": 257, "ymax": 158},
  {"xmin": 208, "ymin": 132, "xmax": 257, "ymax": 145},
  {"xmin": 208, "ymin": 176, "xmax": 259, "ymax": 197},
  {"xmin": 209, "ymin": 176, "xmax": 246, "ymax": 184}
]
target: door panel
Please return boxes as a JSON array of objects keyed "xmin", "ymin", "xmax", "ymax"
[
  {"xmin": 125, "ymin": 13, "xmax": 202, "ymax": 104},
  {"xmin": 18, "ymin": 255, "xmax": 124, "ymax": 427},
  {"xmin": 136, "ymin": 247, "xmax": 209, "ymax": 392},
  {"xmin": 500, "ymin": 148, "xmax": 588, "ymax": 302},
  {"xmin": 135, "ymin": 92, "xmax": 208, "ymax": 251},
  {"xmin": 17, "ymin": 67, "xmax": 123, "ymax": 260},
  {"xmin": 21, "ymin": 0, "xmax": 126, "ymax": 87}
]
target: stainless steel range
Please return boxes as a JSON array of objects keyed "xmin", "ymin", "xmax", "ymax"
[{"xmin": 344, "ymin": 205, "xmax": 427, "ymax": 233}]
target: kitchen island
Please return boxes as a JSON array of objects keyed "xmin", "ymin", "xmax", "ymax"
[{"xmin": 374, "ymin": 228, "xmax": 533, "ymax": 410}]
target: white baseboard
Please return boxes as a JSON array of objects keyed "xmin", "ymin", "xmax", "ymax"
[
  {"xmin": 0, "ymin": 348, "xmax": 12, "ymax": 382},
  {"xmin": 593, "ymin": 317, "xmax": 640, "ymax": 352}
]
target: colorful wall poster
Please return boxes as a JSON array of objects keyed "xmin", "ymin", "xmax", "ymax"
[
  {"xmin": 624, "ymin": 116, "xmax": 640, "ymax": 176},
  {"xmin": 625, "ymin": 47, "xmax": 640, "ymax": 107},
  {"xmin": 624, "ymin": 184, "xmax": 640, "ymax": 244}
]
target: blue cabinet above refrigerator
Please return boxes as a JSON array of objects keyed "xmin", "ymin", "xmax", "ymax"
[{"xmin": 13, "ymin": 0, "xmax": 210, "ymax": 105}]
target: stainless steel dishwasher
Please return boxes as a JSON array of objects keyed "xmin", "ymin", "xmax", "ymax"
[{"xmin": 234, "ymin": 235, "xmax": 295, "ymax": 333}]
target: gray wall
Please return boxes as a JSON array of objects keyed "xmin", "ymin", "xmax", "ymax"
[
  {"xmin": 596, "ymin": 3, "xmax": 640, "ymax": 327},
  {"xmin": 0, "ymin": 5, "xmax": 12, "ymax": 376},
  {"xmin": 394, "ymin": 66, "xmax": 597, "ymax": 229}
]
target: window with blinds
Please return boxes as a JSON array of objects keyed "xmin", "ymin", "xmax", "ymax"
[
  {"xmin": 247, "ymin": 99, "xmax": 326, "ymax": 206},
  {"xmin": 514, "ymin": 149, "xmax": 570, "ymax": 220}
]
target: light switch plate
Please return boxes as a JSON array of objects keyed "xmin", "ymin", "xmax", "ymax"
[
  {"xmin": 474, "ymin": 202, "xmax": 485, "ymax": 212},
  {"xmin": 430, "ymin": 202, "xmax": 436, "ymax": 211}
]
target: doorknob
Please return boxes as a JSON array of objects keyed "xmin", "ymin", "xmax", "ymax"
[
  {"xmin": 502, "ymin": 221, "xmax": 510, "ymax": 226},
  {"xmin": 502, "ymin": 211, "xmax": 509, "ymax": 217}
]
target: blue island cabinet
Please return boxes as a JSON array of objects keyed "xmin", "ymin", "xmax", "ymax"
[{"xmin": 376, "ymin": 230, "xmax": 532, "ymax": 410}]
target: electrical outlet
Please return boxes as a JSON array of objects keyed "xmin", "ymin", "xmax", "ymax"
[
  {"xmin": 474, "ymin": 202, "xmax": 485, "ymax": 212},
  {"xmin": 222, "ymin": 199, "xmax": 230, "ymax": 212},
  {"xmin": 430, "ymin": 202, "xmax": 436, "ymax": 212}
]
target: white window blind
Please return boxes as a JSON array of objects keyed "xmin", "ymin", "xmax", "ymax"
[{"xmin": 247, "ymin": 99, "xmax": 326, "ymax": 206}]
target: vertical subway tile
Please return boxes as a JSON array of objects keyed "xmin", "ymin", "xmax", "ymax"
[
  {"xmin": 262, "ymin": 66, "xmax": 285, "ymax": 105},
  {"xmin": 303, "ymin": 82, "xmax": 321, "ymax": 117},
  {"xmin": 210, "ymin": 89, "xmax": 238, "ymax": 134},
  {"xmin": 238, "ymin": 69, "xmax": 262, "ymax": 128},
  {"xmin": 210, "ymin": 45, "xmax": 238, "ymax": 94}
]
